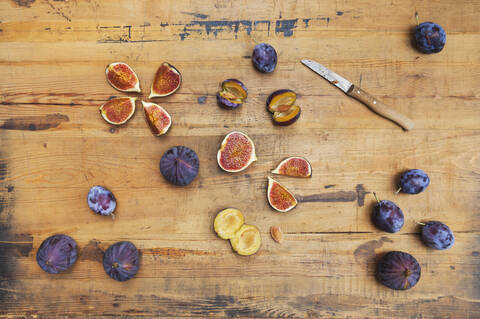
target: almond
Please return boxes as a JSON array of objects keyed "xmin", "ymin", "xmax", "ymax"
[{"xmin": 270, "ymin": 226, "xmax": 283, "ymax": 243}]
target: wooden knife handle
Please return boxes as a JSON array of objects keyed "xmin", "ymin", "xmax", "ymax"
[{"xmin": 347, "ymin": 85, "xmax": 415, "ymax": 131}]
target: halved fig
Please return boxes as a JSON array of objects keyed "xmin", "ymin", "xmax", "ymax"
[
  {"xmin": 230, "ymin": 224, "xmax": 261, "ymax": 256},
  {"xmin": 266, "ymin": 90, "xmax": 301, "ymax": 126},
  {"xmin": 105, "ymin": 62, "xmax": 141, "ymax": 93},
  {"xmin": 217, "ymin": 131, "xmax": 257, "ymax": 173},
  {"xmin": 99, "ymin": 97, "xmax": 136, "ymax": 125},
  {"xmin": 149, "ymin": 62, "xmax": 182, "ymax": 98},
  {"xmin": 267, "ymin": 177, "xmax": 297, "ymax": 212},
  {"xmin": 142, "ymin": 101, "xmax": 172, "ymax": 136},
  {"xmin": 214, "ymin": 208, "xmax": 245, "ymax": 239},
  {"xmin": 272, "ymin": 157, "xmax": 312, "ymax": 178},
  {"xmin": 216, "ymin": 79, "xmax": 248, "ymax": 109}
]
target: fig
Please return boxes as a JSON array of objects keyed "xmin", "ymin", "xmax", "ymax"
[
  {"xmin": 103, "ymin": 241, "xmax": 139, "ymax": 282},
  {"xmin": 230, "ymin": 224, "xmax": 261, "ymax": 256},
  {"xmin": 377, "ymin": 251, "xmax": 421, "ymax": 290},
  {"xmin": 252, "ymin": 43, "xmax": 277, "ymax": 73},
  {"xmin": 420, "ymin": 221, "xmax": 454, "ymax": 250},
  {"xmin": 214, "ymin": 208, "xmax": 245, "ymax": 239},
  {"xmin": 99, "ymin": 97, "xmax": 136, "ymax": 125},
  {"xmin": 149, "ymin": 62, "xmax": 181, "ymax": 98},
  {"xmin": 87, "ymin": 185, "xmax": 117, "ymax": 217},
  {"xmin": 372, "ymin": 193, "xmax": 404, "ymax": 233},
  {"xmin": 216, "ymin": 79, "xmax": 248, "ymax": 109},
  {"xmin": 217, "ymin": 131, "xmax": 257, "ymax": 173},
  {"xmin": 272, "ymin": 157, "xmax": 312, "ymax": 178},
  {"xmin": 36, "ymin": 234, "xmax": 78, "ymax": 274},
  {"xmin": 398, "ymin": 169, "xmax": 430, "ymax": 194},
  {"xmin": 267, "ymin": 177, "xmax": 297, "ymax": 213},
  {"xmin": 266, "ymin": 90, "xmax": 301, "ymax": 126},
  {"xmin": 142, "ymin": 101, "xmax": 172, "ymax": 136},
  {"xmin": 160, "ymin": 146, "xmax": 199, "ymax": 186},
  {"xmin": 105, "ymin": 62, "xmax": 141, "ymax": 93}
]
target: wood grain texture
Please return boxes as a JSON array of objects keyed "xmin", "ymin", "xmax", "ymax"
[{"xmin": 1, "ymin": 0, "xmax": 479, "ymax": 318}]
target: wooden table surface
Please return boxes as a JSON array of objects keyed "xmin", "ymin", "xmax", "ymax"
[{"xmin": 1, "ymin": 0, "xmax": 479, "ymax": 318}]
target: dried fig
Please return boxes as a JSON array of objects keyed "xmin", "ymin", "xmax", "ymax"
[
  {"xmin": 267, "ymin": 177, "xmax": 297, "ymax": 212},
  {"xmin": 214, "ymin": 208, "xmax": 245, "ymax": 239},
  {"xmin": 103, "ymin": 241, "xmax": 139, "ymax": 282},
  {"xmin": 142, "ymin": 101, "xmax": 172, "ymax": 136},
  {"xmin": 230, "ymin": 224, "xmax": 261, "ymax": 256},
  {"xmin": 217, "ymin": 131, "xmax": 257, "ymax": 172},
  {"xmin": 36, "ymin": 234, "xmax": 78, "ymax": 274},
  {"xmin": 105, "ymin": 62, "xmax": 141, "ymax": 93},
  {"xmin": 149, "ymin": 62, "xmax": 181, "ymax": 98},
  {"xmin": 160, "ymin": 146, "xmax": 199, "ymax": 186},
  {"xmin": 272, "ymin": 157, "xmax": 312, "ymax": 178},
  {"xmin": 99, "ymin": 97, "xmax": 136, "ymax": 125}
]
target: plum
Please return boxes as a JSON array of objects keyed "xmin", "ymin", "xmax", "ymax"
[
  {"xmin": 103, "ymin": 241, "xmax": 140, "ymax": 281},
  {"xmin": 252, "ymin": 43, "xmax": 277, "ymax": 73},
  {"xmin": 87, "ymin": 186, "xmax": 117, "ymax": 216},
  {"xmin": 414, "ymin": 16, "xmax": 446, "ymax": 54},
  {"xmin": 216, "ymin": 79, "xmax": 248, "ymax": 109},
  {"xmin": 377, "ymin": 251, "xmax": 421, "ymax": 290},
  {"xmin": 36, "ymin": 234, "xmax": 78, "ymax": 274},
  {"xmin": 420, "ymin": 221, "xmax": 454, "ymax": 250},
  {"xmin": 160, "ymin": 146, "xmax": 199, "ymax": 186},
  {"xmin": 372, "ymin": 193, "xmax": 404, "ymax": 233},
  {"xmin": 398, "ymin": 169, "xmax": 430, "ymax": 194}
]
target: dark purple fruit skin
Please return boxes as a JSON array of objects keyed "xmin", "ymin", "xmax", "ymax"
[
  {"xmin": 272, "ymin": 107, "xmax": 301, "ymax": 126},
  {"xmin": 372, "ymin": 200, "xmax": 404, "ymax": 233},
  {"xmin": 36, "ymin": 234, "xmax": 78, "ymax": 274},
  {"xmin": 414, "ymin": 22, "xmax": 446, "ymax": 54},
  {"xmin": 265, "ymin": 89, "xmax": 295, "ymax": 111},
  {"xmin": 377, "ymin": 251, "xmax": 421, "ymax": 290},
  {"xmin": 160, "ymin": 146, "xmax": 199, "ymax": 186},
  {"xmin": 399, "ymin": 169, "xmax": 430, "ymax": 194},
  {"xmin": 216, "ymin": 79, "xmax": 247, "ymax": 110},
  {"xmin": 103, "ymin": 241, "xmax": 139, "ymax": 282},
  {"xmin": 252, "ymin": 43, "xmax": 277, "ymax": 73},
  {"xmin": 87, "ymin": 185, "xmax": 116, "ymax": 216},
  {"xmin": 421, "ymin": 221, "xmax": 454, "ymax": 250}
]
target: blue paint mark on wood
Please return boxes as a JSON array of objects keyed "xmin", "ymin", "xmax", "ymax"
[
  {"xmin": 303, "ymin": 18, "xmax": 311, "ymax": 28},
  {"xmin": 336, "ymin": 11, "xmax": 344, "ymax": 16},
  {"xmin": 275, "ymin": 19, "xmax": 298, "ymax": 37},
  {"xmin": 197, "ymin": 96, "xmax": 207, "ymax": 104},
  {"xmin": 182, "ymin": 12, "xmax": 209, "ymax": 19}
]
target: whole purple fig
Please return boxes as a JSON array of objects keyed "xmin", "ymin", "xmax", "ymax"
[
  {"xmin": 377, "ymin": 251, "xmax": 421, "ymax": 290},
  {"xmin": 103, "ymin": 241, "xmax": 139, "ymax": 282},
  {"xmin": 160, "ymin": 146, "xmax": 199, "ymax": 186},
  {"xmin": 36, "ymin": 234, "xmax": 78, "ymax": 274}
]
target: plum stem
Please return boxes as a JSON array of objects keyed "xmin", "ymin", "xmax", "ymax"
[
  {"xmin": 373, "ymin": 192, "xmax": 380, "ymax": 203},
  {"xmin": 394, "ymin": 187, "xmax": 402, "ymax": 195},
  {"xmin": 416, "ymin": 222, "xmax": 426, "ymax": 226},
  {"xmin": 415, "ymin": 12, "xmax": 420, "ymax": 26}
]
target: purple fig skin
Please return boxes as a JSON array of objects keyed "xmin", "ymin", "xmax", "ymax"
[
  {"xmin": 272, "ymin": 108, "xmax": 301, "ymax": 126},
  {"xmin": 377, "ymin": 251, "xmax": 421, "ymax": 290},
  {"xmin": 160, "ymin": 146, "xmax": 199, "ymax": 186},
  {"xmin": 266, "ymin": 89, "xmax": 295, "ymax": 111},
  {"xmin": 421, "ymin": 221, "xmax": 454, "ymax": 250},
  {"xmin": 216, "ymin": 79, "xmax": 248, "ymax": 109},
  {"xmin": 103, "ymin": 241, "xmax": 139, "ymax": 282},
  {"xmin": 372, "ymin": 200, "xmax": 404, "ymax": 233},
  {"xmin": 87, "ymin": 185, "xmax": 116, "ymax": 216},
  {"xmin": 36, "ymin": 234, "xmax": 78, "ymax": 274}
]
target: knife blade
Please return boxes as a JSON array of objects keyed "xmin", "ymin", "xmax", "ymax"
[{"xmin": 301, "ymin": 59, "xmax": 414, "ymax": 131}]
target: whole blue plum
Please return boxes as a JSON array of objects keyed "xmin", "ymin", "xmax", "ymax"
[
  {"xmin": 399, "ymin": 169, "xmax": 430, "ymax": 194},
  {"xmin": 414, "ymin": 22, "xmax": 446, "ymax": 54},
  {"xmin": 372, "ymin": 199, "xmax": 404, "ymax": 233},
  {"xmin": 421, "ymin": 221, "xmax": 454, "ymax": 250},
  {"xmin": 252, "ymin": 43, "xmax": 277, "ymax": 73}
]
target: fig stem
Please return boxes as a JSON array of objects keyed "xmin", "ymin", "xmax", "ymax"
[
  {"xmin": 415, "ymin": 12, "xmax": 419, "ymax": 26},
  {"xmin": 373, "ymin": 192, "xmax": 380, "ymax": 203},
  {"xmin": 416, "ymin": 222, "xmax": 426, "ymax": 226},
  {"xmin": 112, "ymin": 262, "xmax": 119, "ymax": 269},
  {"xmin": 394, "ymin": 187, "xmax": 402, "ymax": 195}
]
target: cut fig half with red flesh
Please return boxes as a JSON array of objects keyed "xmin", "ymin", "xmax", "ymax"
[
  {"xmin": 99, "ymin": 97, "xmax": 136, "ymax": 125},
  {"xmin": 272, "ymin": 157, "xmax": 312, "ymax": 178},
  {"xmin": 217, "ymin": 131, "xmax": 257, "ymax": 173},
  {"xmin": 105, "ymin": 62, "xmax": 141, "ymax": 93},
  {"xmin": 142, "ymin": 101, "xmax": 172, "ymax": 136},
  {"xmin": 267, "ymin": 177, "xmax": 297, "ymax": 213},
  {"xmin": 149, "ymin": 62, "xmax": 182, "ymax": 98}
]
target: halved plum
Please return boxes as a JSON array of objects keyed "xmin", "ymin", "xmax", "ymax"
[
  {"xmin": 267, "ymin": 177, "xmax": 297, "ymax": 212},
  {"xmin": 99, "ymin": 97, "xmax": 136, "ymax": 125},
  {"xmin": 105, "ymin": 62, "xmax": 141, "ymax": 93},
  {"xmin": 214, "ymin": 208, "xmax": 245, "ymax": 240},
  {"xmin": 216, "ymin": 79, "xmax": 248, "ymax": 109},
  {"xmin": 217, "ymin": 131, "xmax": 257, "ymax": 172},
  {"xmin": 266, "ymin": 90, "xmax": 301, "ymax": 126},
  {"xmin": 230, "ymin": 224, "xmax": 261, "ymax": 256},
  {"xmin": 149, "ymin": 62, "xmax": 182, "ymax": 98},
  {"xmin": 142, "ymin": 101, "xmax": 172, "ymax": 136}
]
